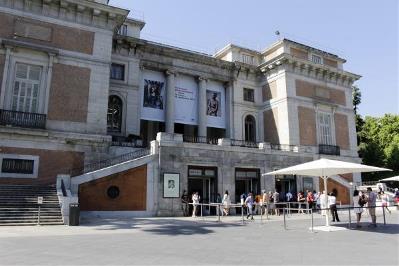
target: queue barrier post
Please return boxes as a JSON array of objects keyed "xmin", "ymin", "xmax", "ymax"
[
  {"xmin": 382, "ymin": 205, "xmax": 386, "ymax": 225},
  {"xmin": 283, "ymin": 208, "xmax": 286, "ymax": 230},
  {"xmin": 310, "ymin": 209, "xmax": 314, "ymax": 232},
  {"xmin": 348, "ymin": 208, "xmax": 351, "ymax": 229}
]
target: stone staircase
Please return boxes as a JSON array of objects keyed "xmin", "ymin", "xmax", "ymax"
[{"xmin": 0, "ymin": 185, "xmax": 64, "ymax": 226}]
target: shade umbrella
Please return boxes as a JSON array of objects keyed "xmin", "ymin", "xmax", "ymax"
[
  {"xmin": 262, "ymin": 158, "xmax": 391, "ymax": 227},
  {"xmin": 380, "ymin": 176, "xmax": 399, "ymax": 182}
]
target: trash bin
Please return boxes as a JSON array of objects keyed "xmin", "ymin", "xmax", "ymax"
[{"xmin": 69, "ymin": 203, "xmax": 80, "ymax": 226}]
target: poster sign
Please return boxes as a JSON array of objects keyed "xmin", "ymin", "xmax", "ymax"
[
  {"xmin": 163, "ymin": 173, "xmax": 180, "ymax": 198},
  {"xmin": 206, "ymin": 80, "xmax": 225, "ymax": 128},
  {"xmin": 140, "ymin": 70, "xmax": 166, "ymax": 122},
  {"xmin": 174, "ymin": 75, "xmax": 198, "ymax": 125}
]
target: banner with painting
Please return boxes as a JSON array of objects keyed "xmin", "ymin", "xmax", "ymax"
[
  {"xmin": 140, "ymin": 70, "xmax": 166, "ymax": 122},
  {"xmin": 174, "ymin": 75, "xmax": 198, "ymax": 125},
  {"xmin": 206, "ymin": 80, "xmax": 225, "ymax": 128}
]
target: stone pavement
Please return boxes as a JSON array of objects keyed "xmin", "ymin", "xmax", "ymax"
[{"xmin": 0, "ymin": 210, "xmax": 398, "ymax": 265}]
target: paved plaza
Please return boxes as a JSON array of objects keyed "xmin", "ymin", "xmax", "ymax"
[{"xmin": 0, "ymin": 210, "xmax": 398, "ymax": 265}]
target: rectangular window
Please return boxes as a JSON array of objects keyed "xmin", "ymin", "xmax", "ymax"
[
  {"xmin": 118, "ymin": 24, "xmax": 128, "ymax": 36},
  {"xmin": 12, "ymin": 63, "xmax": 42, "ymax": 113},
  {"xmin": 243, "ymin": 88, "xmax": 255, "ymax": 102},
  {"xmin": 317, "ymin": 112, "xmax": 333, "ymax": 145},
  {"xmin": 1, "ymin": 158, "xmax": 34, "ymax": 174},
  {"xmin": 110, "ymin": 63, "xmax": 125, "ymax": 80},
  {"xmin": 242, "ymin": 54, "xmax": 254, "ymax": 65},
  {"xmin": 311, "ymin": 54, "xmax": 322, "ymax": 64}
]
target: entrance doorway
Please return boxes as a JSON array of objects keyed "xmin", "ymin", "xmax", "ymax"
[
  {"xmin": 235, "ymin": 168, "xmax": 260, "ymax": 203},
  {"xmin": 275, "ymin": 175, "xmax": 297, "ymax": 201},
  {"xmin": 187, "ymin": 166, "xmax": 217, "ymax": 215}
]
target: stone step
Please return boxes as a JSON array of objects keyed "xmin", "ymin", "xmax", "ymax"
[{"xmin": 0, "ymin": 221, "xmax": 64, "ymax": 226}]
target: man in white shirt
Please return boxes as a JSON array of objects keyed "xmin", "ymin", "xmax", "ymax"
[
  {"xmin": 367, "ymin": 187, "xmax": 377, "ymax": 227},
  {"xmin": 328, "ymin": 192, "xmax": 340, "ymax": 222},
  {"xmin": 286, "ymin": 191, "xmax": 293, "ymax": 202}
]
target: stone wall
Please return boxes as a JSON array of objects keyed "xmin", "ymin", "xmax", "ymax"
[
  {"xmin": 290, "ymin": 47, "xmax": 308, "ymax": 60},
  {"xmin": 79, "ymin": 165, "xmax": 147, "ymax": 211},
  {"xmin": 0, "ymin": 146, "xmax": 84, "ymax": 185},
  {"xmin": 323, "ymin": 57, "xmax": 338, "ymax": 68},
  {"xmin": 0, "ymin": 54, "xmax": 4, "ymax": 98},
  {"xmin": 0, "ymin": 12, "xmax": 94, "ymax": 54},
  {"xmin": 262, "ymin": 81, "xmax": 277, "ymax": 101},
  {"xmin": 48, "ymin": 63, "xmax": 91, "ymax": 123}
]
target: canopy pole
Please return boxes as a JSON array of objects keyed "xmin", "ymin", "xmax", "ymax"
[{"xmin": 323, "ymin": 176, "xmax": 330, "ymax": 227}]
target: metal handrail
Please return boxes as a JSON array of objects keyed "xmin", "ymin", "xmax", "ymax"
[
  {"xmin": 183, "ymin": 135, "xmax": 218, "ymax": 145},
  {"xmin": 0, "ymin": 109, "xmax": 46, "ymax": 129},
  {"xmin": 70, "ymin": 148, "xmax": 150, "ymax": 177},
  {"xmin": 270, "ymin": 143, "xmax": 299, "ymax": 152}
]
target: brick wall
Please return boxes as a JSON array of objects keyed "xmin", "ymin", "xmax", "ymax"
[
  {"xmin": 290, "ymin": 47, "xmax": 308, "ymax": 60},
  {"xmin": 262, "ymin": 81, "xmax": 277, "ymax": 101},
  {"xmin": 298, "ymin": 106, "xmax": 317, "ymax": 145},
  {"xmin": 79, "ymin": 165, "xmax": 147, "ymax": 211},
  {"xmin": 334, "ymin": 113, "xmax": 350, "ymax": 150},
  {"xmin": 48, "ymin": 63, "xmax": 90, "ymax": 123},
  {"xmin": 323, "ymin": 57, "xmax": 338, "ymax": 68},
  {"xmin": 0, "ymin": 147, "xmax": 84, "ymax": 185},
  {"xmin": 0, "ymin": 12, "xmax": 94, "ymax": 54},
  {"xmin": 296, "ymin": 79, "xmax": 346, "ymax": 106},
  {"xmin": 319, "ymin": 178, "xmax": 350, "ymax": 205},
  {"xmin": 263, "ymin": 108, "xmax": 279, "ymax": 143}
]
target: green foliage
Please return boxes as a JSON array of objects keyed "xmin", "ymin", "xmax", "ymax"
[
  {"xmin": 352, "ymin": 86, "xmax": 361, "ymax": 115},
  {"xmin": 358, "ymin": 114, "xmax": 399, "ymax": 181}
]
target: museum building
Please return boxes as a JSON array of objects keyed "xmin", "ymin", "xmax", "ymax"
[{"xmin": 0, "ymin": 0, "xmax": 361, "ymax": 220}]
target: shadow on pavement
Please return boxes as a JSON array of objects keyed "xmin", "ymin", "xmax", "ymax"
[{"xmin": 80, "ymin": 218, "xmax": 244, "ymax": 235}]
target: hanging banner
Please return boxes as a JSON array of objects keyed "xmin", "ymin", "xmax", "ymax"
[
  {"xmin": 206, "ymin": 80, "xmax": 225, "ymax": 128},
  {"xmin": 174, "ymin": 75, "xmax": 198, "ymax": 125},
  {"xmin": 140, "ymin": 70, "xmax": 166, "ymax": 122}
]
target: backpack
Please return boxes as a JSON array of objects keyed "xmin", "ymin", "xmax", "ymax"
[{"xmin": 358, "ymin": 196, "xmax": 366, "ymax": 207}]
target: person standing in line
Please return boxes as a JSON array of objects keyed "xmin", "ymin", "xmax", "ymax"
[
  {"xmin": 216, "ymin": 193, "xmax": 223, "ymax": 216},
  {"xmin": 353, "ymin": 190, "xmax": 366, "ymax": 228},
  {"xmin": 381, "ymin": 191, "xmax": 391, "ymax": 214},
  {"xmin": 222, "ymin": 190, "xmax": 231, "ymax": 216},
  {"xmin": 297, "ymin": 191, "xmax": 305, "ymax": 214},
  {"xmin": 245, "ymin": 192, "xmax": 255, "ymax": 220},
  {"xmin": 273, "ymin": 190, "xmax": 280, "ymax": 215},
  {"xmin": 192, "ymin": 192, "xmax": 200, "ymax": 218},
  {"xmin": 181, "ymin": 190, "xmax": 189, "ymax": 217},
  {"xmin": 286, "ymin": 191, "xmax": 293, "ymax": 202},
  {"xmin": 306, "ymin": 191, "xmax": 314, "ymax": 211},
  {"xmin": 328, "ymin": 192, "xmax": 340, "ymax": 222},
  {"xmin": 367, "ymin": 187, "xmax": 377, "ymax": 227},
  {"xmin": 315, "ymin": 191, "xmax": 321, "ymax": 212}
]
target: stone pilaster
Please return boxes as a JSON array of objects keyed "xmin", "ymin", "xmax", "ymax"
[
  {"xmin": 165, "ymin": 70, "xmax": 176, "ymax": 133},
  {"xmin": 198, "ymin": 76, "xmax": 207, "ymax": 137}
]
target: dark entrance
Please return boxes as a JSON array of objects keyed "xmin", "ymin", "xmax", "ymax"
[
  {"xmin": 275, "ymin": 175, "xmax": 297, "ymax": 201},
  {"xmin": 187, "ymin": 166, "xmax": 217, "ymax": 215},
  {"xmin": 235, "ymin": 168, "xmax": 260, "ymax": 203}
]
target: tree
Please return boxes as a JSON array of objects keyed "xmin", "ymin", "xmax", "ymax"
[{"xmin": 352, "ymin": 85, "xmax": 361, "ymax": 115}]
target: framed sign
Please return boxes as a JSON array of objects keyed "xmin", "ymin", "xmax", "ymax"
[{"xmin": 163, "ymin": 173, "xmax": 180, "ymax": 198}]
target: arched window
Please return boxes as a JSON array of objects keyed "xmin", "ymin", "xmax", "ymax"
[
  {"xmin": 107, "ymin": 95, "xmax": 123, "ymax": 133},
  {"xmin": 244, "ymin": 115, "xmax": 256, "ymax": 142}
]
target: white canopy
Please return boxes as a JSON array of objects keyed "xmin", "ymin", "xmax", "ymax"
[
  {"xmin": 380, "ymin": 176, "xmax": 399, "ymax": 182},
  {"xmin": 263, "ymin": 158, "xmax": 390, "ymax": 177},
  {"xmin": 262, "ymin": 158, "xmax": 391, "ymax": 227}
]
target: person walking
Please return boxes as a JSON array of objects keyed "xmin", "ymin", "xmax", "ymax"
[
  {"xmin": 222, "ymin": 190, "xmax": 231, "ymax": 216},
  {"xmin": 367, "ymin": 187, "xmax": 377, "ymax": 227},
  {"xmin": 245, "ymin": 192, "xmax": 255, "ymax": 220},
  {"xmin": 381, "ymin": 191, "xmax": 391, "ymax": 214},
  {"xmin": 353, "ymin": 190, "xmax": 366, "ymax": 228},
  {"xmin": 328, "ymin": 192, "xmax": 340, "ymax": 222},
  {"xmin": 192, "ymin": 192, "xmax": 200, "ymax": 218}
]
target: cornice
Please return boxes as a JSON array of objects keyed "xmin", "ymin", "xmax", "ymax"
[{"xmin": 0, "ymin": 0, "xmax": 129, "ymax": 30}]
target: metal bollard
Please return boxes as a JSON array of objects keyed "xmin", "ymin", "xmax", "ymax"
[
  {"xmin": 348, "ymin": 208, "xmax": 351, "ymax": 229},
  {"xmin": 266, "ymin": 204, "xmax": 269, "ymax": 220},
  {"xmin": 201, "ymin": 204, "xmax": 203, "ymax": 217},
  {"xmin": 283, "ymin": 208, "xmax": 286, "ymax": 230},
  {"xmin": 241, "ymin": 205, "xmax": 244, "ymax": 223},
  {"xmin": 310, "ymin": 209, "xmax": 314, "ymax": 232},
  {"xmin": 37, "ymin": 205, "xmax": 41, "ymax": 226},
  {"xmin": 217, "ymin": 204, "xmax": 220, "ymax": 222},
  {"xmin": 382, "ymin": 205, "xmax": 386, "ymax": 225}
]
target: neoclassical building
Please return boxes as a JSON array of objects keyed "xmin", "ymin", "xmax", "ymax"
[{"xmin": 0, "ymin": 0, "xmax": 361, "ymax": 218}]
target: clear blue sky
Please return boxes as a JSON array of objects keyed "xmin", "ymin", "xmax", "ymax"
[{"xmin": 110, "ymin": 0, "xmax": 398, "ymax": 117}]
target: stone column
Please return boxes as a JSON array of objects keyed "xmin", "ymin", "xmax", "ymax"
[
  {"xmin": 198, "ymin": 77, "xmax": 207, "ymax": 137},
  {"xmin": 0, "ymin": 46, "xmax": 12, "ymax": 109},
  {"xmin": 43, "ymin": 53, "xmax": 55, "ymax": 115},
  {"xmin": 165, "ymin": 70, "xmax": 176, "ymax": 133},
  {"xmin": 224, "ymin": 81, "xmax": 233, "ymax": 138}
]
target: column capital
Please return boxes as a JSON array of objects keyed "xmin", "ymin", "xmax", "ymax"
[
  {"xmin": 198, "ymin": 76, "xmax": 208, "ymax": 82},
  {"xmin": 165, "ymin": 69, "xmax": 177, "ymax": 76}
]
